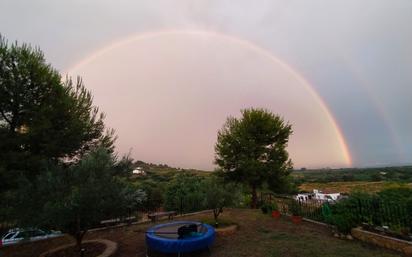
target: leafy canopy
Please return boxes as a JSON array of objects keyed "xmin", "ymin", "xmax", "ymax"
[
  {"xmin": 215, "ymin": 108, "xmax": 293, "ymax": 207},
  {"xmin": 201, "ymin": 176, "xmax": 239, "ymax": 225},
  {"xmin": 14, "ymin": 148, "xmax": 143, "ymax": 248},
  {"xmin": 0, "ymin": 35, "xmax": 114, "ymax": 180},
  {"xmin": 0, "ymin": 35, "xmax": 115, "ymax": 221}
]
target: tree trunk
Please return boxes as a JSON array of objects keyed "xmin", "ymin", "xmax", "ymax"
[
  {"xmin": 76, "ymin": 233, "xmax": 82, "ymax": 252},
  {"xmin": 75, "ymin": 230, "xmax": 87, "ymax": 256},
  {"xmin": 251, "ymin": 184, "xmax": 257, "ymax": 209},
  {"xmin": 213, "ymin": 207, "xmax": 223, "ymax": 227},
  {"xmin": 74, "ymin": 215, "xmax": 87, "ymax": 256}
]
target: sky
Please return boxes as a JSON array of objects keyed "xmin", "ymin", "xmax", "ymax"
[{"xmin": 1, "ymin": 0, "xmax": 411, "ymax": 170}]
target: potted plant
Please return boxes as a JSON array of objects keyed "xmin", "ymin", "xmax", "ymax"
[
  {"xmin": 289, "ymin": 200, "xmax": 303, "ymax": 224},
  {"xmin": 261, "ymin": 203, "xmax": 271, "ymax": 214},
  {"xmin": 271, "ymin": 202, "xmax": 281, "ymax": 219}
]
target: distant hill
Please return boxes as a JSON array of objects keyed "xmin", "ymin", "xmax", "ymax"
[{"xmin": 133, "ymin": 160, "xmax": 212, "ymax": 177}]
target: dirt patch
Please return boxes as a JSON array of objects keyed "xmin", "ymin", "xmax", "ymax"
[{"xmin": 44, "ymin": 242, "xmax": 105, "ymax": 257}]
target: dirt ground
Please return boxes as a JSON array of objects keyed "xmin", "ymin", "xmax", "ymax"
[{"xmin": 0, "ymin": 208, "xmax": 402, "ymax": 257}]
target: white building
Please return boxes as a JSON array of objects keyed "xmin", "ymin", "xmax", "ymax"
[
  {"xmin": 132, "ymin": 167, "xmax": 146, "ymax": 175},
  {"xmin": 295, "ymin": 189, "xmax": 341, "ymax": 202}
]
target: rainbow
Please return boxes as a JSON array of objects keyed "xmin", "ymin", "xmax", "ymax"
[
  {"xmin": 65, "ymin": 30, "xmax": 353, "ymax": 167},
  {"xmin": 339, "ymin": 54, "xmax": 405, "ymax": 162}
]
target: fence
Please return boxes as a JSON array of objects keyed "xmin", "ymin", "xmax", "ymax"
[
  {"xmin": 262, "ymin": 193, "xmax": 411, "ymax": 236},
  {"xmin": 350, "ymin": 198, "xmax": 410, "ymax": 233}
]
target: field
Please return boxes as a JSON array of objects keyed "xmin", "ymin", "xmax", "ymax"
[
  {"xmin": 299, "ymin": 181, "xmax": 412, "ymax": 194},
  {"xmin": 293, "ymin": 166, "xmax": 412, "ymax": 184},
  {"xmin": 1, "ymin": 209, "xmax": 401, "ymax": 257}
]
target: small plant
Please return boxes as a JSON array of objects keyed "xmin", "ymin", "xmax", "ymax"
[
  {"xmin": 289, "ymin": 200, "xmax": 302, "ymax": 216},
  {"xmin": 261, "ymin": 203, "xmax": 271, "ymax": 214},
  {"xmin": 270, "ymin": 202, "xmax": 279, "ymax": 211},
  {"xmin": 331, "ymin": 214, "xmax": 355, "ymax": 234},
  {"xmin": 261, "ymin": 202, "xmax": 278, "ymax": 214}
]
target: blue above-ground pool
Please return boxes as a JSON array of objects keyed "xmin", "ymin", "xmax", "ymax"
[{"xmin": 146, "ymin": 221, "xmax": 215, "ymax": 254}]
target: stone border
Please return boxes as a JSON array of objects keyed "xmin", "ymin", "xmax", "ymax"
[
  {"xmin": 215, "ymin": 224, "xmax": 238, "ymax": 236},
  {"xmin": 351, "ymin": 227, "xmax": 412, "ymax": 256},
  {"xmin": 39, "ymin": 239, "xmax": 118, "ymax": 257},
  {"xmin": 302, "ymin": 217, "xmax": 336, "ymax": 229}
]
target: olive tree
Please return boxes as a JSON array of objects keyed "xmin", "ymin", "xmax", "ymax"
[
  {"xmin": 201, "ymin": 176, "xmax": 239, "ymax": 227},
  {"xmin": 15, "ymin": 148, "xmax": 137, "ymax": 254}
]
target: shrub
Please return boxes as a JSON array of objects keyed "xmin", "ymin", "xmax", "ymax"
[
  {"xmin": 261, "ymin": 202, "xmax": 278, "ymax": 214},
  {"xmin": 164, "ymin": 173, "xmax": 205, "ymax": 213},
  {"xmin": 289, "ymin": 200, "xmax": 302, "ymax": 216},
  {"xmin": 201, "ymin": 176, "xmax": 239, "ymax": 226},
  {"xmin": 330, "ymin": 214, "xmax": 356, "ymax": 234},
  {"xmin": 261, "ymin": 203, "xmax": 270, "ymax": 214}
]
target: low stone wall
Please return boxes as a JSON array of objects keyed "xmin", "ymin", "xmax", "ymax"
[
  {"xmin": 39, "ymin": 239, "xmax": 118, "ymax": 257},
  {"xmin": 351, "ymin": 227, "xmax": 412, "ymax": 256}
]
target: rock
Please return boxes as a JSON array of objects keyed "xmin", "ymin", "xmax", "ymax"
[
  {"xmin": 333, "ymin": 233, "xmax": 340, "ymax": 238},
  {"xmin": 346, "ymin": 235, "xmax": 353, "ymax": 240}
]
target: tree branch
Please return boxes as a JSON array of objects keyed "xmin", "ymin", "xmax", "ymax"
[{"xmin": 0, "ymin": 109, "xmax": 12, "ymax": 126}]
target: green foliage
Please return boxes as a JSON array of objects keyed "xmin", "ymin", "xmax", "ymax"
[
  {"xmin": 0, "ymin": 36, "xmax": 115, "ymax": 224},
  {"xmin": 293, "ymin": 166, "xmax": 412, "ymax": 184},
  {"xmin": 164, "ymin": 173, "xmax": 204, "ymax": 213},
  {"xmin": 163, "ymin": 173, "xmax": 240, "ymax": 225},
  {"xmin": 330, "ymin": 214, "xmax": 356, "ymax": 234},
  {"xmin": 289, "ymin": 200, "xmax": 302, "ymax": 216},
  {"xmin": 329, "ymin": 190, "xmax": 412, "ymax": 234},
  {"xmin": 215, "ymin": 108, "xmax": 293, "ymax": 208},
  {"xmin": 261, "ymin": 202, "xmax": 278, "ymax": 214},
  {"xmin": 378, "ymin": 187, "xmax": 412, "ymax": 201},
  {"xmin": 138, "ymin": 181, "xmax": 165, "ymax": 212},
  {"xmin": 201, "ymin": 176, "xmax": 239, "ymax": 224},
  {"xmin": 13, "ymin": 148, "xmax": 138, "ymax": 248}
]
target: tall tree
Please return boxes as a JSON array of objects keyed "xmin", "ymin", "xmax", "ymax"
[
  {"xmin": 215, "ymin": 108, "xmax": 293, "ymax": 208},
  {"xmin": 0, "ymin": 35, "xmax": 114, "ymax": 220},
  {"xmin": 0, "ymin": 38, "xmax": 113, "ymax": 178}
]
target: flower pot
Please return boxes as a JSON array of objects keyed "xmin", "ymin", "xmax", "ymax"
[
  {"xmin": 271, "ymin": 210, "xmax": 281, "ymax": 219},
  {"xmin": 291, "ymin": 215, "xmax": 302, "ymax": 224}
]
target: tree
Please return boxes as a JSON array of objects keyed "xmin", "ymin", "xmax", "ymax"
[
  {"xmin": 215, "ymin": 108, "xmax": 293, "ymax": 208},
  {"xmin": 0, "ymin": 35, "xmax": 114, "ymax": 177},
  {"xmin": 201, "ymin": 176, "xmax": 238, "ymax": 227},
  {"xmin": 14, "ymin": 148, "xmax": 133, "ymax": 254},
  {"xmin": 121, "ymin": 184, "xmax": 147, "ymax": 221},
  {"xmin": 0, "ymin": 35, "xmax": 114, "ymax": 220},
  {"xmin": 164, "ymin": 173, "xmax": 204, "ymax": 213}
]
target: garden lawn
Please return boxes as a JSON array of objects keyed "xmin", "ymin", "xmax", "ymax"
[{"xmin": 1, "ymin": 208, "xmax": 401, "ymax": 257}]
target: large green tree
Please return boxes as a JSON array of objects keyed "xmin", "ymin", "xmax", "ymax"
[
  {"xmin": 215, "ymin": 108, "xmax": 293, "ymax": 208},
  {"xmin": 0, "ymin": 36, "xmax": 114, "ymax": 219}
]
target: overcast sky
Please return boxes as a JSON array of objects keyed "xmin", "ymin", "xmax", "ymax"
[{"xmin": 1, "ymin": 0, "xmax": 411, "ymax": 169}]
